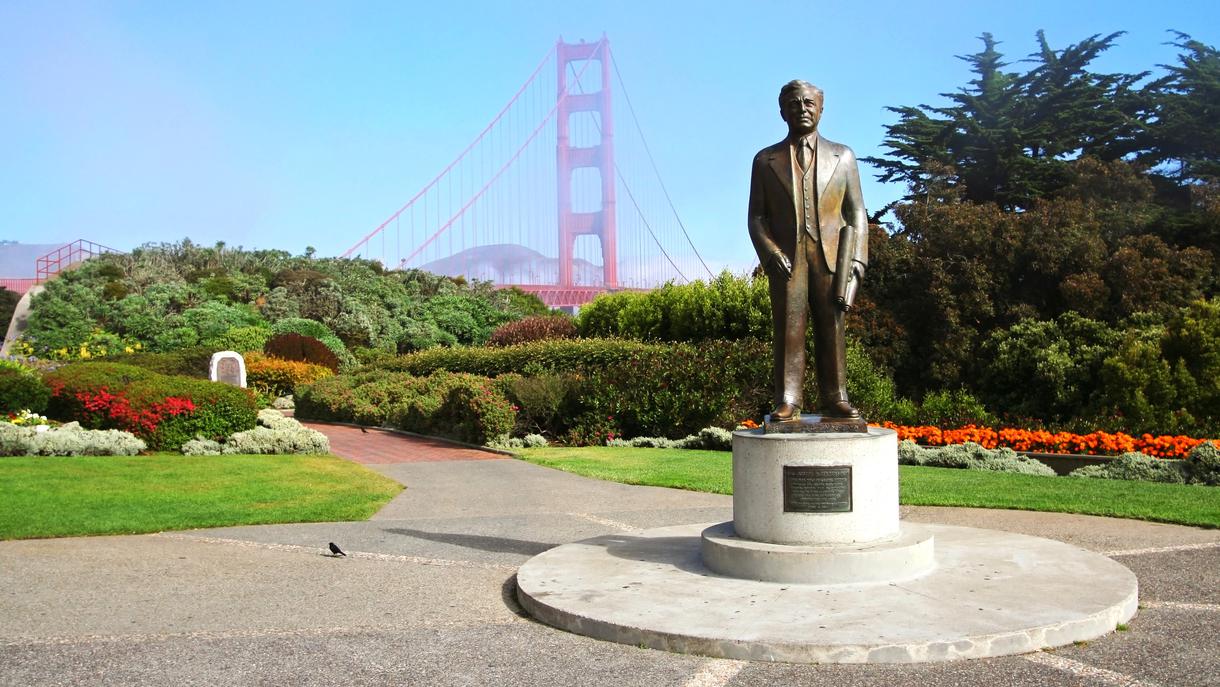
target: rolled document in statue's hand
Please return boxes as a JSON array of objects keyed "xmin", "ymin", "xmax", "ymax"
[{"xmin": 833, "ymin": 225, "xmax": 857, "ymax": 309}]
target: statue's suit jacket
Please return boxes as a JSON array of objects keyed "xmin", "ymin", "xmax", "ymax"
[{"xmin": 747, "ymin": 135, "xmax": 868, "ymax": 278}]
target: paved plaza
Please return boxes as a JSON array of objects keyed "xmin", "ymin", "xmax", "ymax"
[{"xmin": 2, "ymin": 426, "xmax": 1218, "ymax": 686}]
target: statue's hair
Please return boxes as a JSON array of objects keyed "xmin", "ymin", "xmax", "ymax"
[{"xmin": 778, "ymin": 80, "xmax": 824, "ymax": 107}]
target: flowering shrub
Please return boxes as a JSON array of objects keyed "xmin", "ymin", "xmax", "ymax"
[
  {"xmin": 21, "ymin": 329, "xmax": 144, "ymax": 361},
  {"xmin": 73, "ymin": 387, "xmax": 196, "ymax": 436},
  {"xmin": 245, "ymin": 352, "xmax": 333, "ymax": 397},
  {"xmin": 44, "ymin": 362, "xmax": 257, "ymax": 450},
  {"xmin": 880, "ymin": 422, "xmax": 1220, "ymax": 460},
  {"xmin": 6, "ymin": 409, "xmax": 51, "ymax": 426}
]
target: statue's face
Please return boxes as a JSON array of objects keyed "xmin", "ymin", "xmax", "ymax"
[{"xmin": 780, "ymin": 86, "xmax": 823, "ymax": 137}]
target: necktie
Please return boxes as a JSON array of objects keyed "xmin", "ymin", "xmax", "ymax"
[{"xmin": 797, "ymin": 139, "xmax": 812, "ymax": 172}]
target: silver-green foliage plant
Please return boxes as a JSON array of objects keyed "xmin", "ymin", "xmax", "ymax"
[
  {"xmin": 181, "ymin": 410, "xmax": 330, "ymax": 455},
  {"xmin": 1186, "ymin": 443, "xmax": 1220, "ymax": 485},
  {"xmin": 898, "ymin": 440, "xmax": 1056, "ymax": 476},
  {"xmin": 486, "ymin": 435, "xmax": 524, "ymax": 450},
  {"xmin": 221, "ymin": 410, "xmax": 329, "ymax": 454},
  {"xmin": 606, "ymin": 427, "xmax": 733, "ymax": 451},
  {"xmin": 223, "ymin": 426, "xmax": 330, "ymax": 454},
  {"xmin": 257, "ymin": 408, "xmax": 300, "ymax": 430},
  {"xmin": 0, "ymin": 421, "xmax": 145, "ymax": 456},
  {"xmin": 181, "ymin": 438, "xmax": 225, "ymax": 456},
  {"xmin": 1070, "ymin": 452, "xmax": 1188, "ymax": 484}
]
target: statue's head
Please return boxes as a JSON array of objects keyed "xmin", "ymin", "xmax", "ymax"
[{"xmin": 778, "ymin": 80, "xmax": 823, "ymax": 137}]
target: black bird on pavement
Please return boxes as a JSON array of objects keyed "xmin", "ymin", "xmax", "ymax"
[{"xmin": 328, "ymin": 542, "xmax": 347, "ymax": 557}]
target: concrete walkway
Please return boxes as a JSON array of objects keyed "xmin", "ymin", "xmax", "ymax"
[{"xmin": 2, "ymin": 427, "xmax": 1218, "ymax": 686}]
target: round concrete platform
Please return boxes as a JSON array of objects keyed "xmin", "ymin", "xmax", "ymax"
[
  {"xmin": 516, "ymin": 522, "xmax": 1138, "ymax": 663},
  {"xmin": 701, "ymin": 521, "xmax": 936, "ymax": 585}
]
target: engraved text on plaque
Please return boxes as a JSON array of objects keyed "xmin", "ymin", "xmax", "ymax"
[{"xmin": 783, "ymin": 465, "xmax": 852, "ymax": 513}]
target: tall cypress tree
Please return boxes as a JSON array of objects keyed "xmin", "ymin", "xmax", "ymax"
[{"xmin": 866, "ymin": 32, "xmax": 1147, "ymax": 211}]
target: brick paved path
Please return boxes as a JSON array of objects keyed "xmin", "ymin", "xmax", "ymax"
[{"xmin": 301, "ymin": 421, "xmax": 506, "ymax": 464}]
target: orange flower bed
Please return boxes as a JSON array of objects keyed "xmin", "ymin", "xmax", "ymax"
[{"xmin": 876, "ymin": 422, "xmax": 1220, "ymax": 460}]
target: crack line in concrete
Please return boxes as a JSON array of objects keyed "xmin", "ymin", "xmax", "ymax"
[
  {"xmin": 566, "ymin": 512, "xmax": 643, "ymax": 533},
  {"xmin": 681, "ymin": 658, "xmax": 747, "ymax": 687},
  {"xmin": 1024, "ymin": 652, "xmax": 1163, "ymax": 686},
  {"xmin": 1141, "ymin": 601, "xmax": 1220, "ymax": 612},
  {"xmin": 1101, "ymin": 541, "xmax": 1220, "ymax": 557},
  {"xmin": 155, "ymin": 533, "xmax": 516, "ymax": 571},
  {"xmin": 1, "ymin": 621, "xmax": 522, "ymax": 648}
]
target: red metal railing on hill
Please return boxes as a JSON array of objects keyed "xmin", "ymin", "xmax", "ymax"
[{"xmin": 36, "ymin": 239, "xmax": 122, "ymax": 282}]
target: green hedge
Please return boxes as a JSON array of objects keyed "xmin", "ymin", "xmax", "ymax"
[
  {"xmin": 296, "ymin": 370, "xmax": 515, "ymax": 445},
  {"xmin": 361, "ymin": 337, "xmax": 907, "ymax": 440},
  {"xmin": 44, "ymin": 362, "xmax": 257, "ymax": 450},
  {"xmin": 102, "ymin": 346, "xmax": 215, "ymax": 378}
]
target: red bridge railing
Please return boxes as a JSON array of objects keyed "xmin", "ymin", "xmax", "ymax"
[{"xmin": 0, "ymin": 278, "xmax": 39, "ymax": 295}]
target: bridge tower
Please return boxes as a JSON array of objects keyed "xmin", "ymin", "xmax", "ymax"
[{"xmin": 556, "ymin": 38, "xmax": 617, "ymax": 288}]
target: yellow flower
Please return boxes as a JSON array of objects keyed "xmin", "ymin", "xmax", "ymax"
[
  {"xmin": 79, "ymin": 346, "xmax": 91, "ymax": 359},
  {"xmin": 124, "ymin": 346, "xmax": 134, "ymax": 354}
]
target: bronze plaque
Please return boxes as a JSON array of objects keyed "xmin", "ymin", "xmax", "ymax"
[{"xmin": 783, "ymin": 465, "xmax": 852, "ymax": 513}]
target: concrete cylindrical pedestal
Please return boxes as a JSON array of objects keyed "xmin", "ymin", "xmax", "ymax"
[{"xmin": 731, "ymin": 427, "xmax": 898, "ymax": 545}]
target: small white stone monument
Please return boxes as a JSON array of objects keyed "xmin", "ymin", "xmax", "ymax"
[{"xmin": 209, "ymin": 351, "xmax": 247, "ymax": 388}]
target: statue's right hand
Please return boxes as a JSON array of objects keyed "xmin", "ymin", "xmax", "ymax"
[{"xmin": 769, "ymin": 252, "xmax": 792, "ymax": 279}]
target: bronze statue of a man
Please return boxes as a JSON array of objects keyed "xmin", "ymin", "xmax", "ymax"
[{"xmin": 748, "ymin": 80, "xmax": 868, "ymax": 421}]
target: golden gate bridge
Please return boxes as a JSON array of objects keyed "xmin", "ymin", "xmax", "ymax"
[{"xmin": 341, "ymin": 36, "xmax": 713, "ymax": 307}]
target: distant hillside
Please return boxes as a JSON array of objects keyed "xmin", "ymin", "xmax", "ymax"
[
  {"xmin": 0, "ymin": 243, "xmax": 68, "ymax": 278},
  {"xmin": 420, "ymin": 243, "xmax": 603, "ymax": 285}
]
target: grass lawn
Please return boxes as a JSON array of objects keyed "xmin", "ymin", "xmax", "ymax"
[
  {"xmin": 0, "ymin": 454, "xmax": 403, "ymax": 540},
  {"xmin": 517, "ymin": 447, "xmax": 1220, "ymax": 529}
]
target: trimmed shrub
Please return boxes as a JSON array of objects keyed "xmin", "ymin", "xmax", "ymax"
[
  {"xmin": 269, "ymin": 318, "xmax": 353, "ymax": 368},
  {"xmin": 1070, "ymin": 452, "xmax": 1188, "ymax": 483},
  {"xmin": 207, "ymin": 325, "xmax": 273, "ymax": 354},
  {"xmin": 264, "ymin": 333, "xmax": 342, "ymax": 372},
  {"xmin": 296, "ymin": 370, "xmax": 517, "ymax": 446},
  {"xmin": 0, "ymin": 366, "xmax": 51, "ymax": 414},
  {"xmin": 0, "ymin": 421, "xmax": 146, "ymax": 456},
  {"xmin": 245, "ymin": 353, "xmax": 333, "ymax": 397},
  {"xmin": 380, "ymin": 338, "xmax": 770, "ymax": 440},
  {"xmin": 499, "ymin": 372, "xmax": 581, "ymax": 438},
  {"xmin": 108, "ymin": 346, "xmax": 214, "ymax": 378},
  {"xmin": 898, "ymin": 440, "xmax": 1057, "ymax": 476},
  {"xmin": 488, "ymin": 315, "xmax": 577, "ymax": 347},
  {"xmin": 44, "ymin": 362, "xmax": 257, "ymax": 450}
]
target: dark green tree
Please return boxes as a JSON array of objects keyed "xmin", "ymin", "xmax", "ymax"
[
  {"xmin": 1140, "ymin": 32, "xmax": 1220, "ymax": 182},
  {"xmin": 866, "ymin": 31, "xmax": 1146, "ymax": 210}
]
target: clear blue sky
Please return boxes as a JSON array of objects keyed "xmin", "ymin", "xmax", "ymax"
[{"xmin": 2, "ymin": 1, "xmax": 1217, "ymax": 273}]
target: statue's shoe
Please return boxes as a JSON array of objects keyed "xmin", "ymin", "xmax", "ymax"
[
  {"xmin": 769, "ymin": 402, "xmax": 799, "ymax": 421},
  {"xmin": 820, "ymin": 400, "xmax": 861, "ymax": 419}
]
